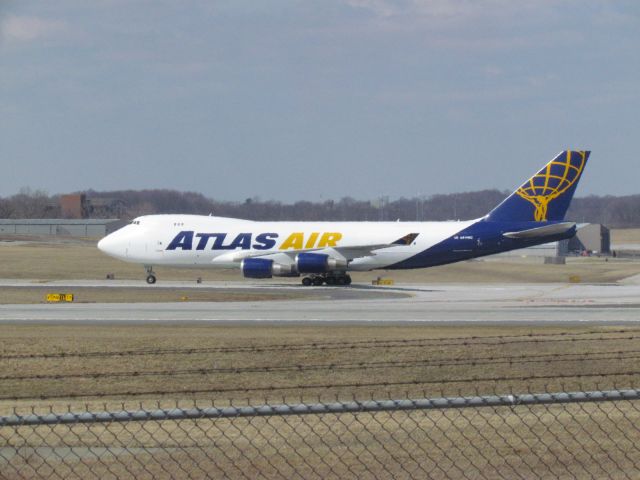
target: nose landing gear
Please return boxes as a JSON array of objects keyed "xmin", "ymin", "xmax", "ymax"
[
  {"xmin": 144, "ymin": 266, "xmax": 157, "ymax": 284},
  {"xmin": 301, "ymin": 273, "xmax": 352, "ymax": 286}
]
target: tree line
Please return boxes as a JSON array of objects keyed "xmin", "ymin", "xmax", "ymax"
[{"xmin": 1, "ymin": 188, "xmax": 639, "ymax": 228}]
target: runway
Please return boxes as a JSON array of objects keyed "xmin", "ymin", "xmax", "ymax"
[{"xmin": 1, "ymin": 280, "xmax": 640, "ymax": 323}]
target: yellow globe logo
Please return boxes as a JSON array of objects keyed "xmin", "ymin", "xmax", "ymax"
[{"xmin": 516, "ymin": 150, "xmax": 587, "ymax": 221}]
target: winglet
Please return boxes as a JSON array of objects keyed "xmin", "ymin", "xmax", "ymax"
[{"xmin": 392, "ymin": 233, "xmax": 419, "ymax": 245}]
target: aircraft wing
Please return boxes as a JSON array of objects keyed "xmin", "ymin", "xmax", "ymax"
[
  {"xmin": 331, "ymin": 233, "xmax": 419, "ymax": 260},
  {"xmin": 223, "ymin": 233, "xmax": 419, "ymax": 263},
  {"xmin": 503, "ymin": 222, "xmax": 576, "ymax": 239}
]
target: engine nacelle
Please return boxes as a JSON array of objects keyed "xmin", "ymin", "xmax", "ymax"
[
  {"xmin": 241, "ymin": 258, "xmax": 298, "ymax": 278},
  {"xmin": 295, "ymin": 253, "xmax": 348, "ymax": 273},
  {"xmin": 241, "ymin": 258, "xmax": 273, "ymax": 278}
]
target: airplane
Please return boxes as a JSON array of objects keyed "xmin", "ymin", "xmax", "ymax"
[{"xmin": 98, "ymin": 150, "xmax": 589, "ymax": 286}]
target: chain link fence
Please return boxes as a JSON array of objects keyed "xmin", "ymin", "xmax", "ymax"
[{"xmin": 2, "ymin": 389, "xmax": 640, "ymax": 479}]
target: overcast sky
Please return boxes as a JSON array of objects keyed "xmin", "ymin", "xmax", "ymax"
[{"xmin": 1, "ymin": 1, "xmax": 638, "ymax": 201}]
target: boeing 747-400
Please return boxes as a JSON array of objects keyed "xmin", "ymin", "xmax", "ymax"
[{"xmin": 98, "ymin": 150, "xmax": 589, "ymax": 286}]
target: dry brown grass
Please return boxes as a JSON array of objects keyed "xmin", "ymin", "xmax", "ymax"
[
  {"xmin": 1, "ymin": 323, "xmax": 638, "ymax": 414},
  {"xmin": 0, "ymin": 239, "xmax": 237, "ymax": 281}
]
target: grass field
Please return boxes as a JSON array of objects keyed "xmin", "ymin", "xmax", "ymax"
[
  {"xmin": 1, "ymin": 323, "xmax": 639, "ymax": 413},
  {"xmin": 2, "ymin": 323, "xmax": 639, "ymax": 479}
]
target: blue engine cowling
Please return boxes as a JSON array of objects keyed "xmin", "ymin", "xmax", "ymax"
[
  {"xmin": 241, "ymin": 258, "xmax": 274, "ymax": 278},
  {"xmin": 241, "ymin": 258, "xmax": 298, "ymax": 278},
  {"xmin": 296, "ymin": 253, "xmax": 328, "ymax": 273},
  {"xmin": 296, "ymin": 253, "xmax": 348, "ymax": 273}
]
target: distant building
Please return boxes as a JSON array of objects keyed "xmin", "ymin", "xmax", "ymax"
[
  {"xmin": 568, "ymin": 223, "xmax": 610, "ymax": 254},
  {"xmin": 60, "ymin": 194, "xmax": 90, "ymax": 219},
  {"xmin": 0, "ymin": 219, "xmax": 125, "ymax": 237},
  {"xmin": 59, "ymin": 194, "xmax": 125, "ymax": 219}
]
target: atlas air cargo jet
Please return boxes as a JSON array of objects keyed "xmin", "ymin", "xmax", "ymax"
[{"xmin": 98, "ymin": 150, "xmax": 589, "ymax": 286}]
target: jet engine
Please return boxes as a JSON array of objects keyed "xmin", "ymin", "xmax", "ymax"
[
  {"xmin": 241, "ymin": 258, "xmax": 298, "ymax": 278},
  {"xmin": 295, "ymin": 253, "xmax": 348, "ymax": 273}
]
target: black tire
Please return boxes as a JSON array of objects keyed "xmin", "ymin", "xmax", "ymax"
[
  {"xmin": 302, "ymin": 277, "xmax": 312, "ymax": 286},
  {"xmin": 325, "ymin": 276, "xmax": 336, "ymax": 286},
  {"xmin": 313, "ymin": 277, "xmax": 324, "ymax": 286},
  {"xmin": 146, "ymin": 274, "xmax": 157, "ymax": 284},
  {"xmin": 336, "ymin": 276, "xmax": 346, "ymax": 286},
  {"xmin": 345, "ymin": 275, "xmax": 352, "ymax": 285}
]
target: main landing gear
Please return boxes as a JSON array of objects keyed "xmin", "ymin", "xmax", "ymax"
[
  {"xmin": 144, "ymin": 265, "xmax": 157, "ymax": 284},
  {"xmin": 301, "ymin": 273, "xmax": 352, "ymax": 287}
]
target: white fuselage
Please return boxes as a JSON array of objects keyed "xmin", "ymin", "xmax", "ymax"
[{"xmin": 98, "ymin": 214, "xmax": 476, "ymax": 272}]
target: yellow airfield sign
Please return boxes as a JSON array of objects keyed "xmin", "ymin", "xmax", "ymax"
[{"xmin": 45, "ymin": 293, "xmax": 74, "ymax": 303}]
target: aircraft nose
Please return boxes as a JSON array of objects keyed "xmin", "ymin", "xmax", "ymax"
[{"xmin": 98, "ymin": 232, "xmax": 126, "ymax": 258}]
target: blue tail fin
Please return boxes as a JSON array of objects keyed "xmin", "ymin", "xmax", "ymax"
[{"xmin": 486, "ymin": 150, "xmax": 589, "ymax": 222}]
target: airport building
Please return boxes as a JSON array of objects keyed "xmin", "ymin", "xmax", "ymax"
[
  {"xmin": 568, "ymin": 223, "xmax": 611, "ymax": 254},
  {"xmin": 0, "ymin": 219, "xmax": 125, "ymax": 237}
]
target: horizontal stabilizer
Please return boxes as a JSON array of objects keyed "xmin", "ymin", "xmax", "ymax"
[{"xmin": 503, "ymin": 222, "xmax": 576, "ymax": 239}]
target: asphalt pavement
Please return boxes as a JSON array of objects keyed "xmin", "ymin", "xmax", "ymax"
[{"xmin": 1, "ymin": 280, "xmax": 639, "ymax": 324}]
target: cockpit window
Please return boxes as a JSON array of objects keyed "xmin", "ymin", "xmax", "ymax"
[{"xmin": 131, "ymin": 220, "xmax": 141, "ymax": 225}]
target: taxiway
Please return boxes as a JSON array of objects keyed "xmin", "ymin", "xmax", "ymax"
[{"xmin": 1, "ymin": 280, "xmax": 639, "ymax": 324}]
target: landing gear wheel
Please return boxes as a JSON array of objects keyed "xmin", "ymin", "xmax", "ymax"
[
  {"xmin": 302, "ymin": 277, "xmax": 312, "ymax": 286},
  {"xmin": 313, "ymin": 277, "xmax": 324, "ymax": 286},
  {"xmin": 144, "ymin": 265, "xmax": 157, "ymax": 285}
]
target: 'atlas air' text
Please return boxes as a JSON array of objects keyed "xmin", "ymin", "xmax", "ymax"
[{"xmin": 166, "ymin": 231, "xmax": 343, "ymax": 251}]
